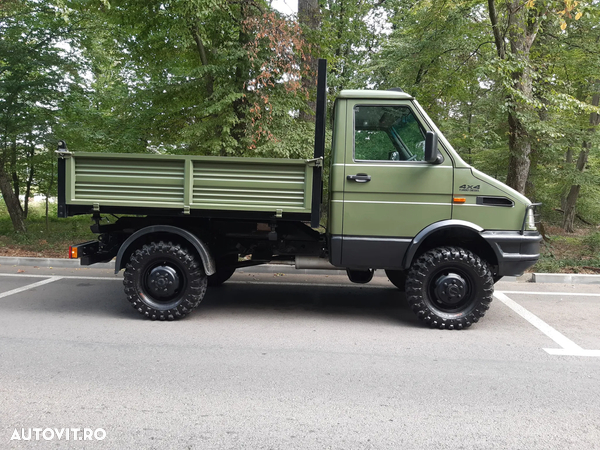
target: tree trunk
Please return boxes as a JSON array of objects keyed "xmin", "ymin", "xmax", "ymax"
[
  {"xmin": 190, "ymin": 22, "xmax": 214, "ymax": 97},
  {"xmin": 506, "ymin": 109, "xmax": 532, "ymax": 193},
  {"xmin": 9, "ymin": 140, "xmax": 23, "ymax": 213},
  {"xmin": 561, "ymin": 148, "xmax": 574, "ymax": 210},
  {"xmin": 230, "ymin": 3, "xmax": 251, "ymax": 154},
  {"xmin": 0, "ymin": 165, "xmax": 26, "ymax": 233},
  {"xmin": 487, "ymin": 0, "xmax": 543, "ymax": 194},
  {"xmin": 24, "ymin": 166, "xmax": 33, "ymax": 219},
  {"xmin": 562, "ymin": 146, "xmax": 587, "ymax": 232},
  {"xmin": 45, "ymin": 155, "xmax": 54, "ymax": 231},
  {"xmin": 23, "ymin": 146, "xmax": 35, "ymax": 219},
  {"xmin": 562, "ymin": 91, "xmax": 600, "ymax": 232},
  {"xmin": 298, "ymin": 0, "xmax": 321, "ymax": 122},
  {"xmin": 45, "ymin": 194, "xmax": 49, "ymax": 231},
  {"xmin": 505, "ymin": 8, "xmax": 535, "ymax": 194},
  {"xmin": 562, "ymin": 185, "xmax": 581, "ymax": 233}
]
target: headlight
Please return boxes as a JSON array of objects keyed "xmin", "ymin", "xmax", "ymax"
[{"xmin": 526, "ymin": 208, "xmax": 536, "ymax": 230}]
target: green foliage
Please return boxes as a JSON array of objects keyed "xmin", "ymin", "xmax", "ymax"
[
  {"xmin": 318, "ymin": 0, "xmax": 394, "ymax": 96},
  {"xmin": 0, "ymin": 2, "xmax": 81, "ymax": 138},
  {"xmin": 583, "ymin": 231, "xmax": 600, "ymax": 253},
  {"xmin": 534, "ymin": 228, "xmax": 600, "ymax": 273},
  {"xmin": 0, "ymin": 201, "xmax": 95, "ymax": 255}
]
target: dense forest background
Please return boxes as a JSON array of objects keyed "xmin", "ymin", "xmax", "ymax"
[{"xmin": 1, "ymin": 0, "xmax": 599, "ymax": 235}]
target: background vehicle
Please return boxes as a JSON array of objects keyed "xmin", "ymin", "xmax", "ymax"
[{"xmin": 59, "ymin": 60, "xmax": 541, "ymax": 328}]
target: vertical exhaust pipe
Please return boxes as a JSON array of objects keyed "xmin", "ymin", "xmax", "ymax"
[{"xmin": 311, "ymin": 59, "xmax": 327, "ymax": 229}]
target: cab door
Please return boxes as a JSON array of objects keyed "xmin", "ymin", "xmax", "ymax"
[{"xmin": 339, "ymin": 100, "xmax": 453, "ymax": 269}]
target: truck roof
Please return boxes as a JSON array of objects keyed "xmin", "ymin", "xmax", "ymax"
[{"xmin": 338, "ymin": 89, "xmax": 414, "ymax": 100}]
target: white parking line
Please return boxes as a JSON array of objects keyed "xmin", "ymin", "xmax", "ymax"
[
  {"xmin": 0, "ymin": 273, "xmax": 120, "ymax": 281},
  {"xmin": 0, "ymin": 276, "xmax": 63, "ymax": 299},
  {"xmin": 494, "ymin": 291, "xmax": 600, "ymax": 357},
  {"xmin": 501, "ymin": 290, "xmax": 600, "ymax": 297}
]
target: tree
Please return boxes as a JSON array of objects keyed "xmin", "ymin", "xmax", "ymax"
[
  {"xmin": 372, "ymin": 0, "xmax": 509, "ymax": 182},
  {"xmin": 0, "ymin": 1, "xmax": 80, "ymax": 232},
  {"xmin": 526, "ymin": 9, "xmax": 600, "ymax": 231},
  {"xmin": 486, "ymin": 0, "xmax": 542, "ymax": 193},
  {"xmin": 321, "ymin": 0, "xmax": 392, "ymax": 95},
  {"xmin": 486, "ymin": 0, "xmax": 598, "ymax": 195},
  {"xmin": 74, "ymin": 0, "xmax": 312, "ymax": 158},
  {"xmin": 298, "ymin": 0, "xmax": 321, "ymax": 121},
  {"xmin": 373, "ymin": 0, "xmax": 600, "ymax": 212}
]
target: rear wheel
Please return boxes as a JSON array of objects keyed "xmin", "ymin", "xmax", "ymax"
[
  {"xmin": 124, "ymin": 241, "xmax": 207, "ymax": 320},
  {"xmin": 405, "ymin": 247, "xmax": 493, "ymax": 330},
  {"xmin": 385, "ymin": 269, "xmax": 406, "ymax": 291}
]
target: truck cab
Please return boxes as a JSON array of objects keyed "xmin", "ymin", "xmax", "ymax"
[{"xmin": 328, "ymin": 90, "xmax": 539, "ymax": 277}]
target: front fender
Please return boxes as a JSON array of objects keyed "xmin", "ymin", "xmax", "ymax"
[{"xmin": 402, "ymin": 220, "xmax": 484, "ymax": 270}]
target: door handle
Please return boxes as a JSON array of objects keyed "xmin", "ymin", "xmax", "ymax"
[{"xmin": 347, "ymin": 173, "xmax": 371, "ymax": 183}]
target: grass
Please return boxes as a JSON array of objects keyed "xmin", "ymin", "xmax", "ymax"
[
  {"xmin": 534, "ymin": 225, "xmax": 600, "ymax": 274},
  {"xmin": 0, "ymin": 201, "xmax": 96, "ymax": 258},
  {"xmin": 1, "ymin": 202, "xmax": 600, "ymax": 272}
]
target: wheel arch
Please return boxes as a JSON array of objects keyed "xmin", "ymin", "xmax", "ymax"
[
  {"xmin": 115, "ymin": 225, "xmax": 216, "ymax": 276},
  {"xmin": 402, "ymin": 220, "xmax": 499, "ymax": 272}
]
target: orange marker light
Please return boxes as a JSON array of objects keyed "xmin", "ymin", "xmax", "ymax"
[
  {"xmin": 453, "ymin": 198, "xmax": 466, "ymax": 204},
  {"xmin": 69, "ymin": 246, "xmax": 78, "ymax": 259}
]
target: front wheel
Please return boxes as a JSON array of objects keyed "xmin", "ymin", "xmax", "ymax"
[
  {"xmin": 405, "ymin": 247, "xmax": 493, "ymax": 330},
  {"xmin": 124, "ymin": 241, "xmax": 207, "ymax": 320}
]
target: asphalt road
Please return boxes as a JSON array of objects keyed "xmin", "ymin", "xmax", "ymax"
[{"xmin": 0, "ymin": 265, "xmax": 599, "ymax": 449}]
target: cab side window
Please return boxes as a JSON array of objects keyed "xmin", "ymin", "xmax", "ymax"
[{"xmin": 354, "ymin": 105, "xmax": 425, "ymax": 162}]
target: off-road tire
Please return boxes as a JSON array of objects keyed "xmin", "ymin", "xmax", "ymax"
[
  {"xmin": 123, "ymin": 241, "xmax": 207, "ymax": 320},
  {"xmin": 385, "ymin": 269, "xmax": 406, "ymax": 291},
  {"xmin": 405, "ymin": 246, "xmax": 493, "ymax": 330}
]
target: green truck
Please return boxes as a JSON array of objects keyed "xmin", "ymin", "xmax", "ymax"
[{"xmin": 58, "ymin": 60, "xmax": 541, "ymax": 329}]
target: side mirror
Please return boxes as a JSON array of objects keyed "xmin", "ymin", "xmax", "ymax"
[{"xmin": 424, "ymin": 131, "xmax": 442, "ymax": 164}]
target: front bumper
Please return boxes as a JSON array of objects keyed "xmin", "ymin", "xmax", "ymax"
[{"xmin": 482, "ymin": 231, "xmax": 542, "ymax": 276}]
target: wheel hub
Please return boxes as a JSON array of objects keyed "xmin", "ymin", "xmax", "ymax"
[
  {"xmin": 147, "ymin": 266, "xmax": 180, "ymax": 298},
  {"xmin": 434, "ymin": 273, "xmax": 467, "ymax": 305}
]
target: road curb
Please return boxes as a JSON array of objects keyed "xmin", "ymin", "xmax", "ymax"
[
  {"xmin": 532, "ymin": 273, "xmax": 600, "ymax": 285},
  {"xmin": 0, "ymin": 256, "xmax": 114, "ymax": 269},
  {"xmin": 0, "ymin": 256, "xmax": 596, "ymax": 284}
]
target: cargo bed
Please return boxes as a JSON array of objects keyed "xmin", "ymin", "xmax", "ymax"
[{"xmin": 57, "ymin": 152, "xmax": 317, "ymax": 221}]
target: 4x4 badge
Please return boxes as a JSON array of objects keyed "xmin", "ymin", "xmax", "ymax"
[{"xmin": 459, "ymin": 184, "xmax": 480, "ymax": 192}]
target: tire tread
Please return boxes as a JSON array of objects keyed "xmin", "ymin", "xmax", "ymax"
[
  {"xmin": 123, "ymin": 241, "xmax": 207, "ymax": 321},
  {"xmin": 405, "ymin": 246, "xmax": 493, "ymax": 330}
]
